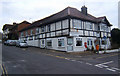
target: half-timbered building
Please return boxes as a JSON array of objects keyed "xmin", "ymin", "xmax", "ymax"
[{"xmin": 19, "ymin": 6, "xmax": 112, "ymax": 52}]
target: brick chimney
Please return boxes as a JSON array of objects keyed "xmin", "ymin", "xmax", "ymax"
[
  {"xmin": 13, "ymin": 22, "xmax": 17, "ymax": 25},
  {"xmin": 81, "ymin": 6, "xmax": 87, "ymax": 15}
]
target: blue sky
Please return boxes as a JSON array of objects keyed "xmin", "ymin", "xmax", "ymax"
[{"xmin": 0, "ymin": 0, "xmax": 118, "ymax": 32}]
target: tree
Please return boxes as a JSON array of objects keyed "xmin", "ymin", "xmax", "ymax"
[
  {"xmin": 0, "ymin": 32, "xmax": 2, "ymax": 40},
  {"xmin": 111, "ymin": 28, "xmax": 120, "ymax": 48}
]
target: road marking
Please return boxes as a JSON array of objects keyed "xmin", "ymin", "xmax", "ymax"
[
  {"xmin": 95, "ymin": 61, "xmax": 113, "ymax": 69},
  {"xmin": 101, "ymin": 61, "xmax": 113, "ymax": 65},
  {"xmin": 111, "ymin": 67, "xmax": 120, "ymax": 71},
  {"xmin": 95, "ymin": 65, "xmax": 103, "ymax": 68},
  {"xmin": 65, "ymin": 58, "xmax": 70, "ymax": 60},
  {"xmin": 86, "ymin": 63, "xmax": 92, "ymax": 65},
  {"xmin": 106, "ymin": 68, "xmax": 116, "ymax": 72},
  {"xmin": 70, "ymin": 60, "xmax": 76, "ymax": 62},
  {"xmin": 95, "ymin": 64, "xmax": 108, "ymax": 68},
  {"xmin": 76, "ymin": 56, "xmax": 82, "ymax": 57},
  {"xmin": 40, "ymin": 52, "xmax": 118, "ymax": 73},
  {"xmin": 77, "ymin": 61, "xmax": 83, "ymax": 63},
  {"xmin": 95, "ymin": 54, "xmax": 119, "ymax": 59},
  {"xmin": 0, "ymin": 64, "xmax": 5, "ymax": 75},
  {"xmin": 22, "ymin": 49, "xmax": 26, "ymax": 51},
  {"xmin": 1, "ymin": 64, "xmax": 8, "ymax": 76},
  {"xmin": 20, "ymin": 60, "xmax": 25, "ymax": 62}
]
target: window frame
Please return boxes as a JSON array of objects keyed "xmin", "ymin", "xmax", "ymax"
[
  {"xmin": 58, "ymin": 38, "xmax": 65, "ymax": 47},
  {"xmin": 72, "ymin": 19, "xmax": 82, "ymax": 29},
  {"xmin": 36, "ymin": 28, "xmax": 39, "ymax": 34},
  {"xmin": 76, "ymin": 38, "xmax": 82, "ymax": 46},
  {"xmin": 47, "ymin": 40, "xmax": 52, "ymax": 47}
]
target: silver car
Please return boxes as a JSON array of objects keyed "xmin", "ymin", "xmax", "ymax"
[{"xmin": 16, "ymin": 41, "xmax": 28, "ymax": 48}]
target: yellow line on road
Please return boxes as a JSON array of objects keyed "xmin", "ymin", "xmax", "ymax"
[
  {"xmin": 45, "ymin": 53, "xmax": 72, "ymax": 60},
  {"xmin": 0, "ymin": 64, "xmax": 5, "ymax": 75},
  {"xmin": 1, "ymin": 64, "xmax": 8, "ymax": 76},
  {"xmin": 95, "ymin": 54, "xmax": 119, "ymax": 59},
  {"xmin": 22, "ymin": 49, "xmax": 26, "ymax": 51}
]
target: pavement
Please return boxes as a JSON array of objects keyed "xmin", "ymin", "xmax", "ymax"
[
  {"xmin": 0, "ymin": 43, "xmax": 2, "ymax": 75},
  {"xmin": 1, "ymin": 44, "xmax": 120, "ymax": 75}
]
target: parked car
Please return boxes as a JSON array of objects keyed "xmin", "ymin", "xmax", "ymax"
[
  {"xmin": 6, "ymin": 40, "xmax": 18, "ymax": 46},
  {"xmin": 4, "ymin": 41, "xmax": 7, "ymax": 45},
  {"xmin": 16, "ymin": 41, "xmax": 28, "ymax": 48},
  {"xmin": 16, "ymin": 40, "xmax": 20, "ymax": 47}
]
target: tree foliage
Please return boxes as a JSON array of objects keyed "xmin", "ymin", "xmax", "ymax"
[{"xmin": 111, "ymin": 28, "xmax": 120, "ymax": 48}]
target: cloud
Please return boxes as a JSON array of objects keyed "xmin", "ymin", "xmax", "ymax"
[{"xmin": 0, "ymin": 0, "xmax": 119, "ymax": 32}]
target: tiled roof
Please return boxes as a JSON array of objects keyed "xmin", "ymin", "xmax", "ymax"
[
  {"xmin": 19, "ymin": 6, "xmax": 112, "ymax": 32},
  {"xmin": 2, "ymin": 24, "xmax": 13, "ymax": 31}
]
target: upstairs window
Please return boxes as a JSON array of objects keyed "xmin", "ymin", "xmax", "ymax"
[
  {"xmin": 100, "ymin": 23, "xmax": 107, "ymax": 31},
  {"xmin": 73, "ymin": 19, "xmax": 82, "ymax": 29},
  {"xmin": 21, "ymin": 32, "xmax": 23, "ymax": 37},
  {"xmin": 36, "ymin": 28, "xmax": 39, "ymax": 34},
  {"xmin": 25, "ymin": 31, "xmax": 28, "ymax": 36},
  {"xmin": 47, "ymin": 25, "xmax": 51, "ymax": 32},
  {"xmin": 56, "ymin": 21, "xmax": 61, "ymax": 30},
  {"xmin": 94, "ymin": 24, "xmax": 98, "ymax": 31},
  {"xmin": 85, "ymin": 22, "xmax": 93, "ymax": 30},
  {"xmin": 41, "ymin": 26, "xmax": 45, "ymax": 32},
  {"xmin": 30, "ymin": 29, "xmax": 33, "ymax": 35},
  {"xmin": 51, "ymin": 23, "xmax": 55, "ymax": 31},
  {"xmin": 62, "ymin": 19, "xmax": 68, "ymax": 29}
]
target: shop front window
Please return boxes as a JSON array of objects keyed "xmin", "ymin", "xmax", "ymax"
[
  {"xmin": 58, "ymin": 39, "xmax": 64, "ymax": 47},
  {"xmin": 47, "ymin": 40, "xmax": 52, "ymax": 46},
  {"xmin": 76, "ymin": 38, "xmax": 82, "ymax": 46}
]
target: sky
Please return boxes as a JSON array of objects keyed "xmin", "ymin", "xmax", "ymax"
[{"xmin": 0, "ymin": 0, "xmax": 119, "ymax": 32}]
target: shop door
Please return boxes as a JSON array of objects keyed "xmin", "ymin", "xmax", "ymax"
[
  {"xmin": 67, "ymin": 37, "xmax": 73, "ymax": 51},
  {"xmin": 87, "ymin": 39, "xmax": 93, "ymax": 50}
]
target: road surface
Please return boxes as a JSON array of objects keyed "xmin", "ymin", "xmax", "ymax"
[{"xmin": 2, "ymin": 44, "xmax": 120, "ymax": 75}]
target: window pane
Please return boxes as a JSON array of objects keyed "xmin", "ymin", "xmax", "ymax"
[
  {"xmin": 73, "ymin": 19, "xmax": 82, "ymax": 29},
  {"xmin": 47, "ymin": 25, "xmax": 50, "ymax": 32},
  {"xmin": 51, "ymin": 23, "xmax": 55, "ymax": 31},
  {"xmin": 36, "ymin": 28, "xmax": 39, "ymax": 34},
  {"xmin": 47, "ymin": 40, "xmax": 52, "ymax": 46},
  {"xmin": 41, "ymin": 26, "xmax": 45, "ymax": 32},
  {"xmin": 56, "ymin": 21, "xmax": 61, "ymax": 30},
  {"xmin": 76, "ymin": 38, "xmax": 82, "ymax": 46},
  {"xmin": 67, "ymin": 38, "xmax": 73, "ymax": 45},
  {"xmin": 58, "ymin": 39, "xmax": 64, "ymax": 47},
  {"xmin": 86, "ymin": 22, "xmax": 92, "ymax": 30},
  {"xmin": 42, "ymin": 40, "xmax": 44, "ymax": 44},
  {"xmin": 62, "ymin": 19, "xmax": 68, "ymax": 29}
]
